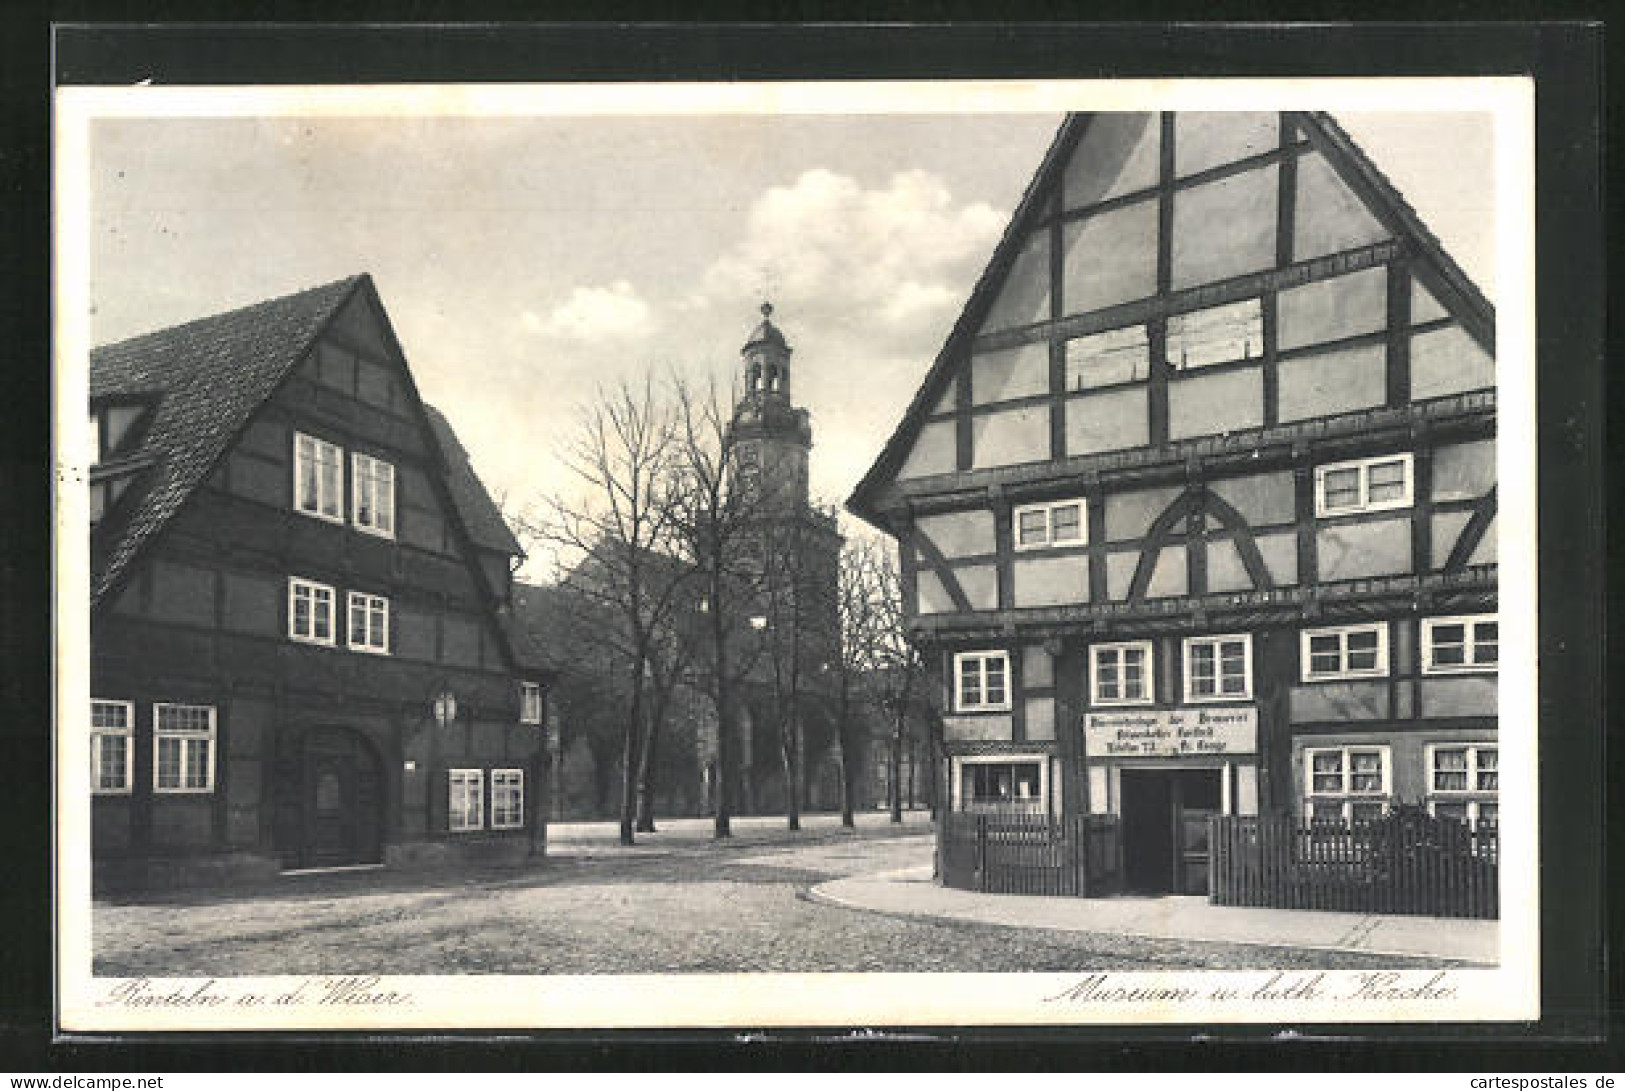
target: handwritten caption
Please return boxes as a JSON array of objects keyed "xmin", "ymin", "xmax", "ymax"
[
  {"xmin": 1044, "ymin": 969, "xmax": 1459, "ymax": 1005},
  {"xmin": 97, "ymin": 976, "xmax": 414, "ymax": 1009}
]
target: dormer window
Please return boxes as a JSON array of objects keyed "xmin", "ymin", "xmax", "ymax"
[{"xmin": 88, "ymin": 399, "xmax": 157, "ymax": 526}]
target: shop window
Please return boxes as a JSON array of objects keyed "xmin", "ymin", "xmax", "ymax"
[
  {"xmin": 959, "ymin": 760, "xmax": 1044, "ymax": 814},
  {"xmin": 294, "ymin": 432, "xmax": 344, "ymax": 523},
  {"xmin": 1183, "ymin": 634, "xmax": 1252, "ymax": 702},
  {"xmin": 520, "ymin": 682, "xmax": 544, "ymax": 725},
  {"xmin": 448, "ymin": 769, "xmax": 484, "ymax": 832},
  {"xmin": 346, "ymin": 591, "xmax": 390, "ymax": 654},
  {"xmin": 1422, "ymin": 615, "xmax": 1498, "ymax": 675},
  {"xmin": 1303, "ymin": 745, "xmax": 1389, "ymax": 823},
  {"xmin": 1314, "ymin": 452, "xmax": 1414, "ymax": 517},
  {"xmin": 491, "ymin": 769, "xmax": 525, "ymax": 830},
  {"xmin": 1065, "ymin": 325, "xmax": 1150, "ymax": 389},
  {"xmin": 1165, "ymin": 298, "xmax": 1263, "ymax": 370},
  {"xmin": 1090, "ymin": 640, "xmax": 1153, "ymax": 706},
  {"xmin": 90, "ymin": 698, "xmax": 133, "ymax": 794},
  {"xmin": 1014, "ymin": 498, "xmax": 1087, "ymax": 550},
  {"xmin": 953, "ymin": 651, "xmax": 1010, "ymax": 712},
  {"xmin": 1428, "ymin": 745, "xmax": 1498, "ymax": 828},
  {"xmin": 1300, "ymin": 622, "xmax": 1389, "ymax": 681},
  {"xmin": 351, "ymin": 451, "xmax": 396, "ymax": 537},
  {"xmin": 153, "ymin": 703, "xmax": 216, "ymax": 794},
  {"xmin": 288, "ymin": 577, "xmax": 337, "ymax": 646}
]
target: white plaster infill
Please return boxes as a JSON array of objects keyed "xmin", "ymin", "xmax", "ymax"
[{"xmin": 808, "ymin": 867, "xmax": 1499, "ymax": 965}]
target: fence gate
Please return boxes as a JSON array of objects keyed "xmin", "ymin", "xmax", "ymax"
[{"xmin": 939, "ymin": 814, "xmax": 1121, "ymax": 896}]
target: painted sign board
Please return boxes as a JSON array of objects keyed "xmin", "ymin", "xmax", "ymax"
[{"xmin": 1083, "ymin": 707, "xmax": 1257, "ymax": 758}]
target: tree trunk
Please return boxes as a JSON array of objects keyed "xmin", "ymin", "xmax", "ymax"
[
  {"xmin": 889, "ymin": 710, "xmax": 905, "ymax": 825},
  {"xmin": 634, "ymin": 682, "xmax": 670, "ymax": 833},
  {"xmin": 834, "ymin": 686, "xmax": 855, "ymax": 828},
  {"xmin": 710, "ymin": 585, "xmax": 732, "ymax": 840},
  {"xmin": 619, "ymin": 666, "xmax": 644, "ymax": 846},
  {"xmin": 778, "ymin": 705, "xmax": 801, "ymax": 832}
]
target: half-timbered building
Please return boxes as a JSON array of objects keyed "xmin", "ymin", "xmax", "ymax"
[
  {"xmin": 88, "ymin": 275, "xmax": 551, "ymax": 889},
  {"xmin": 847, "ymin": 112, "xmax": 1497, "ymax": 897}
]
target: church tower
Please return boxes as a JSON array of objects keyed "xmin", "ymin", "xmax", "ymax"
[{"xmin": 733, "ymin": 302, "xmax": 812, "ymax": 515}]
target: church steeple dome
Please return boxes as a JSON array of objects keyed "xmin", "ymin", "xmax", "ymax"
[{"xmin": 742, "ymin": 301, "xmax": 793, "ymax": 403}]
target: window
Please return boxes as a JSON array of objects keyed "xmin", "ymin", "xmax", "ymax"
[
  {"xmin": 90, "ymin": 699, "xmax": 133, "ymax": 794},
  {"xmin": 1014, "ymin": 498, "xmax": 1086, "ymax": 550},
  {"xmin": 1065, "ymin": 325, "xmax": 1150, "ymax": 389},
  {"xmin": 294, "ymin": 433, "xmax": 344, "ymax": 522},
  {"xmin": 520, "ymin": 682, "xmax": 544, "ymax": 725},
  {"xmin": 1090, "ymin": 641, "xmax": 1153, "ymax": 706},
  {"xmin": 1303, "ymin": 745, "xmax": 1390, "ymax": 822},
  {"xmin": 953, "ymin": 651, "xmax": 1010, "ymax": 712},
  {"xmin": 1422, "ymin": 615, "xmax": 1498, "ymax": 674},
  {"xmin": 1165, "ymin": 298, "xmax": 1263, "ymax": 370},
  {"xmin": 153, "ymin": 703, "xmax": 216, "ymax": 793},
  {"xmin": 1183, "ymin": 634, "xmax": 1252, "ymax": 702},
  {"xmin": 351, "ymin": 452, "xmax": 396, "ymax": 537},
  {"xmin": 1427, "ymin": 745, "xmax": 1498, "ymax": 827},
  {"xmin": 1314, "ymin": 453, "xmax": 1414, "ymax": 517},
  {"xmin": 958, "ymin": 759, "xmax": 1044, "ymax": 814},
  {"xmin": 346, "ymin": 591, "xmax": 390, "ymax": 654},
  {"xmin": 1300, "ymin": 623, "xmax": 1389, "ymax": 681},
  {"xmin": 289, "ymin": 578, "xmax": 337, "ymax": 645},
  {"xmin": 449, "ymin": 769, "xmax": 484, "ymax": 832},
  {"xmin": 491, "ymin": 769, "xmax": 525, "ymax": 830}
]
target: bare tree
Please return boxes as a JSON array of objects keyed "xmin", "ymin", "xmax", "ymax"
[
  {"xmin": 515, "ymin": 377, "xmax": 687, "ymax": 846},
  {"xmin": 863, "ymin": 539, "xmax": 934, "ymax": 824},
  {"xmin": 664, "ymin": 375, "xmax": 769, "ymax": 839},
  {"xmin": 829, "ymin": 536, "xmax": 893, "ymax": 827}
]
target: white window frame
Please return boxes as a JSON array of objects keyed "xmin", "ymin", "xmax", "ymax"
[
  {"xmin": 520, "ymin": 682, "xmax": 544, "ymax": 725},
  {"xmin": 1182, "ymin": 634, "xmax": 1253, "ymax": 703},
  {"xmin": 1302, "ymin": 745, "xmax": 1391, "ymax": 822},
  {"xmin": 294, "ymin": 432, "xmax": 345, "ymax": 524},
  {"xmin": 1300, "ymin": 622, "xmax": 1390, "ymax": 682},
  {"xmin": 152, "ymin": 703, "xmax": 217, "ymax": 794},
  {"xmin": 346, "ymin": 591, "xmax": 391, "ymax": 655},
  {"xmin": 951, "ymin": 754, "xmax": 1049, "ymax": 815},
  {"xmin": 90, "ymin": 698, "xmax": 134, "ymax": 795},
  {"xmin": 1165, "ymin": 297, "xmax": 1264, "ymax": 370},
  {"xmin": 350, "ymin": 451, "xmax": 396, "ymax": 538},
  {"xmin": 1013, "ymin": 498, "xmax": 1088, "ymax": 551},
  {"xmin": 1313, "ymin": 452, "xmax": 1415, "ymax": 517},
  {"xmin": 1089, "ymin": 640, "xmax": 1154, "ymax": 706},
  {"xmin": 490, "ymin": 769, "xmax": 525, "ymax": 830},
  {"xmin": 288, "ymin": 577, "xmax": 338, "ymax": 646},
  {"xmin": 448, "ymin": 768, "xmax": 485, "ymax": 832},
  {"xmin": 953, "ymin": 650, "xmax": 1011, "ymax": 713},
  {"xmin": 1421, "ymin": 614, "xmax": 1499, "ymax": 675},
  {"xmin": 1425, "ymin": 743, "xmax": 1499, "ymax": 827}
]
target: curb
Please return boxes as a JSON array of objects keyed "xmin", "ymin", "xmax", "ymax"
[{"xmin": 804, "ymin": 876, "xmax": 1498, "ymax": 967}]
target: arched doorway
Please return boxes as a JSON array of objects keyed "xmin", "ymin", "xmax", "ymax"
[{"xmin": 295, "ymin": 727, "xmax": 384, "ymax": 869}]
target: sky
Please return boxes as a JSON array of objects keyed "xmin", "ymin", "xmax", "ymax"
[{"xmin": 85, "ymin": 106, "xmax": 1496, "ymax": 574}]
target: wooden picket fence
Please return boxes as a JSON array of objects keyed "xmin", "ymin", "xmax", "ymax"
[
  {"xmin": 939, "ymin": 813, "xmax": 1121, "ymax": 897},
  {"xmin": 1209, "ymin": 811, "xmax": 1499, "ymax": 919}
]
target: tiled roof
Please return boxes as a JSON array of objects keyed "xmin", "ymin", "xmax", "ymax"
[
  {"xmin": 90, "ymin": 275, "xmax": 364, "ymax": 605},
  {"xmin": 422, "ymin": 404, "xmax": 523, "ymax": 557}
]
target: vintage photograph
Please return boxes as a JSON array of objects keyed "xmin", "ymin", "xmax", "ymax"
[{"xmin": 55, "ymin": 78, "xmax": 1537, "ymax": 1030}]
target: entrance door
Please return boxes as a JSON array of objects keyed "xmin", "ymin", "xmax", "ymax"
[
  {"xmin": 1119, "ymin": 768, "xmax": 1221, "ymax": 895},
  {"xmin": 300, "ymin": 728, "xmax": 383, "ymax": 869}
]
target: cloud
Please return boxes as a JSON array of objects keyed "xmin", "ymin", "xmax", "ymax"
[
  {"xmin": 532, "ymin": 280, "xmax": 655, "ymax": 342},
  {"xmin": 700, "ymin": 168, "xmax": 1006, "ymax": 355}
]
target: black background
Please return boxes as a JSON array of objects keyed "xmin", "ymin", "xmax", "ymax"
[{"xmin": 2, "ymin": 15, "xmax": 1610, "ymax": 1073}]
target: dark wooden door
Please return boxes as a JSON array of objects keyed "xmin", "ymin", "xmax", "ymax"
[
  {"xmin": 301, "ymin": 729, "xmax": 382, "ymax": 868},
  {"xmin": 1172, "ymin": 769, "xmax": 1222, "ymax": 896}
]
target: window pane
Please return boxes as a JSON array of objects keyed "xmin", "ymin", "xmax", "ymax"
[
  {"xmin": 1350, "ymin": 802, "xmax": 1385, "ymax": 822},
  {"xmin": 1366, "ymin": 459, "xmax": 1407, "ymax": 502},
  {"xmin": 1347, "ymin": 647, "xmax": 1378, "ymax": 671},
  {"xmin": 1477, "ymin": 803, "xmax": 1498, "ymax": 825},
  {"xmin": 1321, "ymin": 468, "xmax": 1361, "ymax": 510},
  {"xmin": 157, "ymin": 737, "xmax": 183, "ymax": 788},
  {"xmin": 1473, "ymin": 621, "xmax": 1498, "ymax": 664},
  {"xmin": 1051, "ymin": 505, "xmax": 1082, "ymax": 541},
  {"xmin": 1018, "ymin": 510, "xmax": 1047, "ymax": 545},
  {"xmin": 1347, "ymin": 629, "xmax": 1379, "ymax": 652},
  {"xmin": 184, "ymin": 739, "xmax": 211, "ymax": 789},
  {"xmin": 1433, "ymin": 801, "xmax": 1468, "ymax": 822}
]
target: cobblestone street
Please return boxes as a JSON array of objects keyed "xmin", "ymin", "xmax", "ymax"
[{"xmin": 94, "ymin": 817, "xmax": 1461, "ymax": 977}]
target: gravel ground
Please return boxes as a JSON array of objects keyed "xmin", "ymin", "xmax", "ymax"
[{"xmin": 94, "ymin": 833, "xmax": 1460, "ymax": 976}]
